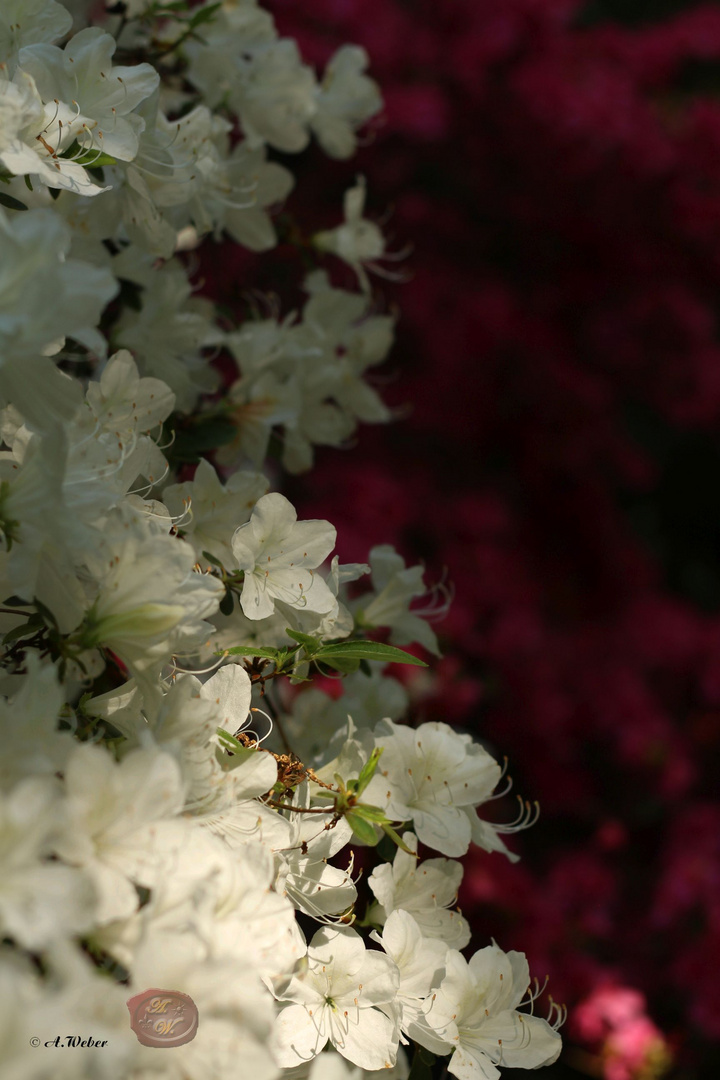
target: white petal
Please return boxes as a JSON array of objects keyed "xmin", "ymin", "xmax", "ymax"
[{"xmin": 273, "ymin": 1003, "xmax": 328, "ymax": 1067}]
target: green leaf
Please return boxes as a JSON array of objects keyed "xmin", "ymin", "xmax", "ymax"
[
  {"xmin": 381, "ymin": 822, "xmax": 417, "ymax": 855},
  {"xmin": 346, "ymin": 812, "xmax": 380, "ymax": 846},
  {"xmin": 215, "ymin": 727, "xmax": 256, "ymax": 761},
  {"xmin": 0, "ymin": 192, "xmax": 28, "ymax": 211},
  {"xmin": 408, "ymin": 1046, "xmax": 436, "ymax": 1080},
  {"xmin": 24, "ymin": 175, "xmax": 33, "ymax": 191},
  {"xmin": 355, "ymin": 747, "xmax": 383, "ymax": 797},
  {"xmin": 2, "ymin": 615, "xmax": 43, "ymax": 644},
  {"xmin": 170, "ymin": 417, "xmax": 237, "ymax": 463},
  {"xmin": 201, "ymin": 550, "xmax": 225, "ymax": 569},
  {"xmin": 352, "ymin": 803, "xmax": 389, "ymax": 824},
  {"xmin": 219, "ymin": 591, "xmax": 234, "ymax": 616},
  {"xmin": 220, "ymin": 645, "xmax": 282, "ymax": 660},
  {"xmin": 285, "ymin": 628, "xmax": 321, "ymax": 651},
  {"xmin": 59, "ymin": 141, "xmax": 116, "ymax": 169},
  {"xmin": 318, "ymin": 654, "xmax": 361, "ymax": 674},
  {"xmin": 314, "ymin": 640, "xmax": 428, "ymax": 667},
  {"xmin": 188, "ymin": 2, "xmax": 222, "ymax": 28},
  {"xmin": 74, "ymin": 151, "xmax": 117, "ymax": 168}
]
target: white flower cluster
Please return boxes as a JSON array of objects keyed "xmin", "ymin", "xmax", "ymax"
[{"xmin": 0, "ymin": 4, "xmax": 563, "ymax": 1080}]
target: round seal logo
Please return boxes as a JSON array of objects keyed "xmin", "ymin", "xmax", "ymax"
[{"xmin": 126, "ymin": 989, "xmax": 199, "ymax": 1048}]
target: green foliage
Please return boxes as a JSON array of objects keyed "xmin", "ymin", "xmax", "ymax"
[
  {"xmin": 0, "ymin": 192, "xmax": 28, "ymax": 211},
  {"xmin": 222, "ymin": 645, "xmax": 286, "ymax": 661},
  {"xmin": 315, "ymin": 639, "xmax": 428, "ymax": 668},
  {"xmin": 170, "ymin": 416, "xmax": 238, "ymax": 464},
  {"xmin": 187, "ymin": 2, "xmax": 222, "ymax": 29},
  {"xmin": 354, "ymin": 747, "xmax": 383, "ymax": 797},
  {"xmin": 408, "ymin": 1046, "xmax": 436, "ymax": 1080},
  {"xmin": 215, "ymin": 727, "xmax": 255, "ymax": 759},
  {"xmin": 60, "ymin": 142, "xmax": 117, "ymax": 169}
]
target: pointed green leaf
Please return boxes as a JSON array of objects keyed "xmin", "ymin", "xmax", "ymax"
[
  {"xmin": 353, "ymin": 803, "xmax": 389, "ymax": 823},
  {"xmin": 314, "ymin": 640, "xmax": 428, "ymax": 667},
  {"xmin": 0, "ymin": 192, "xmax": 28, "ymax": 211},
  {"xmin": 74, "ymin": 151, "xmax": 117, "ymax": 168},
  {"xmin": 355, "ymin": 747, "xmax": 383, "ymax": 796},
  {"xmin": 215, "ymin": 727, "xmax": 256, "ymax": 762},
  {"xmin": 318, "ymin": 654, "xmax": 361, "ymax": 674},
  {"xmin": 188, "ymin": 1, "xmax": 222, "ymax": 28},
  {"xmin": 285, "ymin": 628, "xmax": 321, "ymax": 651},
  {"xmin": 201, "ymin": 550, "xmax": 225, "ymax": 569},
  {"xmin": 381, "ymin": 822, "xmax": 417, "ymax": 855},
  {"xmin": 2, "ymin": 615, "xmax": 43, "ymax": 644},
  {"xmin": 220, "ymin": 645, "xmax": 282, "ymax": 660},
  {"xmin": 408, "ymin": 1046, "xmax": 436, "ymax": 1080},
  {"xmin": 347, "ymin": 812, "xmax": 380, "ymax": 846}
]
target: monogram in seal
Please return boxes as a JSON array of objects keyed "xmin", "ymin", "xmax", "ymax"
[{"xmin": 126, "ymin": 989, "xmax": 199, "ymax": 1048}]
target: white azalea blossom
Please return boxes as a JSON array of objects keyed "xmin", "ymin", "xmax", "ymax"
[
  {"xmin": 54, "ymin": 742, "xmax": 189, "ymax": 924},
  {"xmin": 314, "ymin": 178, "xmax": 386, "ymax": 293},
  {"xmin": 19, "ymin": 27, "xmax": 159, "ymax": 163},
  {"xmin": 277, "ymin": 783, "xmax": 357, "ymax": 921},
  {"xmin": 231, "ymin": 492, "xmax": 337, "ymax": 620},
  {"xmin": 273, "ymin": 926, "xmax": 401, "ymax": 1070},
  {"xmin": 353, "ymin": 546, "xmax": 444, "ymax": 656},
  {"xmin": 364, "ymin": 721, "xmax": 524, "ymax": 859},
  {"xmin": 373, "ymin": 910, "xmax": 448, "ymax": 1038},
  {"xmin": 0, "ymin": 0, "xmax": 72, "ymax": 64},
  {"xmin": 368, "ymin": 832, "xmax": 471, "ymax": 949},
  {"xmin": 0, "ymin": 7, "xmax": 562, "ymax": 1080},
  {"xmin": 312, "ymin": 46, "xmax": 383, "ymax": 160},
  {"xmin": 0, "ymin": 67, "xmax": 108, "ymax": 196},
  {"xmin": 80, "ymin": 511, "xmax": 223, "ymax": 703},
  {"xmin": 163, "ymin": 457, "xmax": 269, "ymax": 569},
  {"xmin": 0, "ymin": 776, "xmax": 96, "ymax": 948},
  {"xmin": 0, "ymin": 207, "xmax": 117, "ymax": 426},
  {"xmin": 422, "ymin": 946, "xmax": 563, "ymax": 1080}
]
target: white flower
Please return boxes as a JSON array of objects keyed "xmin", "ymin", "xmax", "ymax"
[
  {"xmin": 368, "ymin": 832, "xmax": 471, "ymax": 949},
  {"xmin": 278, "ymin": 783, "xmax": 357, "ymax": 921},
  {"xmin": 364, "ymin": 721, "xmax": 512, "ymax": 858},
  {"xmin": 0, "ymin": 944, "xmax": 136, "ymax": 1079},
  {"xmin": 129, "ymin": 931, "xmax": 279, "ymax": 1080},
  {"xmin": 0, "ymin": 654, "xmax": 75, "ymax": 788},
  {"xmin": 54, "ymin": 742, "xmax": 189, "ymax": 924},
  {"xmin": 236, "ymin": 37, "xmax": 317, "ymax": 152},
  {"xmin": 111, "ymin": 253, "xmax": 219, "ymax": 411},
  {"xmin": 0, "ymin": 67, "xmax": 107, "ymax": 196},
  {"xmin": 0, "ymin": 777, "xmax": 96, "ymax": 948},
  {"xmin": 0, "ymin": 207, "xmax": 117, "ymax": 427},
  {"xmin": 273, "ymin": 926, "xmax": 400, "ymax": 1070},
  {"xmin": 373, "ymin": 910, "xmax": 448, "ymax": 1036},
  {"xmin": 422, "ymin": 945, "xmax": 563, "ymax": 1080},
  {"xmin": 231, "ymin": 492, "xmax": 337, "ymax": 620},
  {"xmin": 163, "ymin": 457, "xmax": 269, "ymax": 569},
  {"xmin": 183, "ymin": 2, "xmax": 277, "ymax": 107},
  {"xmin": 0, "ymin": 0, "xmax": 72, "ymax": 64},
  {"xmin": 101, "ymin": 825, "xmax": 303, "ymax": 983},
  {"xmin": 312, "ymin": 46, "xmax": 383, "ymax": 160},
  {"xmin": 81, "ymin": 510, "xmax": 223, "ymax": 702},
  {"xmin": 355, "ymin": 545, "xmax": 442, "ymax": 656},
  {"xmin": 314, "ymin": 177, "xmax": 385, "ymax": 293},
  {"xmin": 159, "ymin": 110, "xmax": 294, "ymax": 250},
  {"xmin": 19, "ymin": 27, "xmax": 159, "ymax": 162},
  {"xmin": 85, "ymin": 349, "xmax": 175, "ymax": 438}
]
